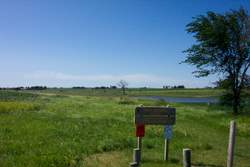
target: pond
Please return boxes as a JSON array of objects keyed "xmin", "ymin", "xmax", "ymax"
[{"xmin": 137, "ymin": 96, "xmax": 218, "ymax": 103}]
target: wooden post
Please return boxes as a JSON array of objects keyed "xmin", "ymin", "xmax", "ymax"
[
  {"xmin": 129, "ymin": 162, "xmax": 138, "ymax": 167},
  {"xmin": 164, "ymin": 139, "xmax": 169, "ymax": 161},
  {"xmin": 137, "ymin": 137, "xmax": 142, "ymax": 162},
  {"xmin": 137, "ymin": 137, "xmax": 142, "ymax": 150},
  {"xmin": 183, "ymin": 148, "xmax": 191, "ymax": 167},
  {"xmin": 133, "ymin": 148, "xmax": 141, "ymax": 164},
  {"xmin": 227, "ymin": 121, "xmax": 236, "ymax": 167}
]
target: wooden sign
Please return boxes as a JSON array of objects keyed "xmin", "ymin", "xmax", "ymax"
[
  {"xmin": 130, "ymin": 106, "xmax": 177, "ymax": 165},
  {"xmin": 135, "ymin": 106, "xmax": 176, "ymax": 125}
]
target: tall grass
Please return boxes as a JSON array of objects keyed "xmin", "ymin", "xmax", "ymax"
[
  {"xmin": 24, "ymin": 88, "xmax": 224, "ymax": 97},
  {"xmin": 0, "ymin": 90, "xmax": 249, "ymax": 167},
  {"xmin": 0, "ymin": 90, "xmax": 38, "ymax": 101},
  {"xmin": 0, "ymin": 101, "xmax": 40, "ymax": 113}
]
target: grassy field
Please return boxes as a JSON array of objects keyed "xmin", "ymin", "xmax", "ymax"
[
  {"xmin": 0, "ymin": 89, "xmax": 250, "ymax": 167},
  {"xmin": 25, "ymin": 88, "xmax": 224, "ymax": 97}
]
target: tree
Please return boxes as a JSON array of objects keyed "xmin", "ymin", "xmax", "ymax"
[
  {"xmin": 183, "ymin": 7, "xmax": 250, "ymax": 114},
  {"xmin": 117, "ymin": 80, "xmax": 128, "ymax": 95}
]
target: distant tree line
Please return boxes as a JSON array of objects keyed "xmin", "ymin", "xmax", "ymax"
[
  {"xmin": 0, "ymin": 87, "xmax": 25, "ymax": 91},
  {"xmin": 0, "ymin": 86, "xmax": 47, "ymax": 90},
  {"xmin": 72, "ymin": 86, "xmax": 86, "ymax": 89},
  {"xmin": 163, "ymin": 85, "xmax": 185, "ymax": 89},
  {"xmin": 93, "ymin": 85, "xmax": 117, "ymax": 89},
  {"xmin": 26, "ymin": 86, "xmax": 47, "ymax": 90},
  {"xmin": 72, "ymin": 85, "xmax": 117, "ymax": 89}
]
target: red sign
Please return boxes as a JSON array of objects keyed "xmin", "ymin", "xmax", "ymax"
[{"xmin": 136, "ymin": 124, "xmax": 145, "ymax": 137}]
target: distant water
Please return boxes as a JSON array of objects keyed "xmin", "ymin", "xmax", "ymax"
[{"xmin": 137, "ymin": 96, "xmax": 218, "ymax": 103}]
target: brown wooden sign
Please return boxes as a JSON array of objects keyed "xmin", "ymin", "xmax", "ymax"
[{"xmin": 135, "ymin": 106, "xmax": 176, "ymax": 125}]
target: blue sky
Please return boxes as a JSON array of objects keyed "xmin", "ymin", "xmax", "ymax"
[{"xmin": 0, "ymin": 0, "xmax": 249, "ymax": 88}]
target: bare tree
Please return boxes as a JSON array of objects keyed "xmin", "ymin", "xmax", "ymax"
[{"xmin": 117, "ymin": 80, "xmax": 128, "ymax": 95}]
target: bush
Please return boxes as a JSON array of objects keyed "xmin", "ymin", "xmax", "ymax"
[
  {"xmin": 0, "ymin": 102, "xmax": 40, "ymax": 113},
  {"xmin": 118, "ymin": 97, "xmax": 136, "ymax": 105},
  {"xmin": 0, "ymin": 91, "xmax": 38, "ymax": 101},
  {"xmin": 154, "ymin": 98, "xmax": 168, "ymax": 106},
  {"xmin": 220, "ymin": 91, "xmax": 248, "ymax": 111},
  {"xmin": 219, "ymin": 92, "xmax": 234, "ymax": 106}
]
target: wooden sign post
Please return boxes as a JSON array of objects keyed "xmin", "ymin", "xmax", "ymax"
[
  {"xmin": 164, "ymin": 125, "xmax": 173, "ymax": 161},
  {"xmin": 130, "ymin": 106, "xmax": 176, "ymax": 165},
  {"xmin": 227, "ymin": 121, "xmax": 236, "ymax": 167},
  {"xmin": 183, "ymin": 148, "xmax": 191, "ymax": 167}
]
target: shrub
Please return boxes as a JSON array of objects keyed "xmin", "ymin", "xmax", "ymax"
[
  {"xmin": 118, "ymin": 97, "xmax": 136, "ymax": 105},
  {"xmin": 0, "ymin": 91, "xmax": 38, "ymax": 101},
  {"xmin": 0, "ymin": 102, "xmax": 40, "ymax": 113},
  {"xmin": 154, "ymin": 98, "xmax": 168, "ymax": 106}
]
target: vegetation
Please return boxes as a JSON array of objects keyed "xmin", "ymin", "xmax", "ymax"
[
  {"xmin": 24, "ymin": 87, "xmax": 225, "ymax": 98},
  {"xmin": 117, "ymin": 80, "xmax": 128, "ymax": 95},
  {"xmin": 183, "ymin": 7, "xmax": 250, "ymax": 114},
  {"xmin": 0, "ymin": 90, "xmax": 249, "ymax": 166},
  {"xmin": 163, "ymin": 85, "xmax": 185, "ymax": 89}
]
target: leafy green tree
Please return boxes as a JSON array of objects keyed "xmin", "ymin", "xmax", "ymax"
[{"xmin": 183, "ymin": 7, "xmax": 250, "ymax": 114}]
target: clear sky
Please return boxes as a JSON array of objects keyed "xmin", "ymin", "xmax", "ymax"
[{"xmin": 1, "ymin": 0, "xmax": 249, "ymax": 88}]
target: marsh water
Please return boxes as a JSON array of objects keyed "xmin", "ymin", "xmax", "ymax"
[{"xmin": 137, "ymin": 96, "xmax": 218, "ymax": 103}]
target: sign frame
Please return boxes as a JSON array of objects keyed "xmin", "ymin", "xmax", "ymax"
[{"xmin": 135, "ymin": 106, "xmax": 176, "ymax": 125}]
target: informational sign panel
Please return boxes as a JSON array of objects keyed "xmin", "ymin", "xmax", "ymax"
[
  {"xmin": 130, "ymin": 106, "xmax": 176, "ymax": 165},
  {"xmin": 135, "ymin": 106, "xmax": 176, "ymax": 125},
  {"xmin": 164, "ymin": 125, "xmax": 172, "ymax": 139},
  {"xmin": 136, "ymin": 124, "xmax": 145, "ymax": 137}
]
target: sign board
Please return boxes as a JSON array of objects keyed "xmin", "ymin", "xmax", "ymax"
[
  {"xmin": 135, "ymin": 106, "xmax": 176, "ymax": 125},
  {"xmin": 136, "ymin": 124, "xmax": 145, "ymax": 137},
  {"xmin": 164, "ymin": 125, "xmax": 172, "ymax": 139}
]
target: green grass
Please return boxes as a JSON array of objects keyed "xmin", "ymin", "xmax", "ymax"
[
  {"xmin": 24, "ymin": 88, "xmax": 224, "ymax": 97},
  {"xmin": 0, "ymin": 90, "xmax": 38, "ymax": 101},
  {"xmin": 0, "ymin": 90, "xmax": 249, "ymax": 167}
]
